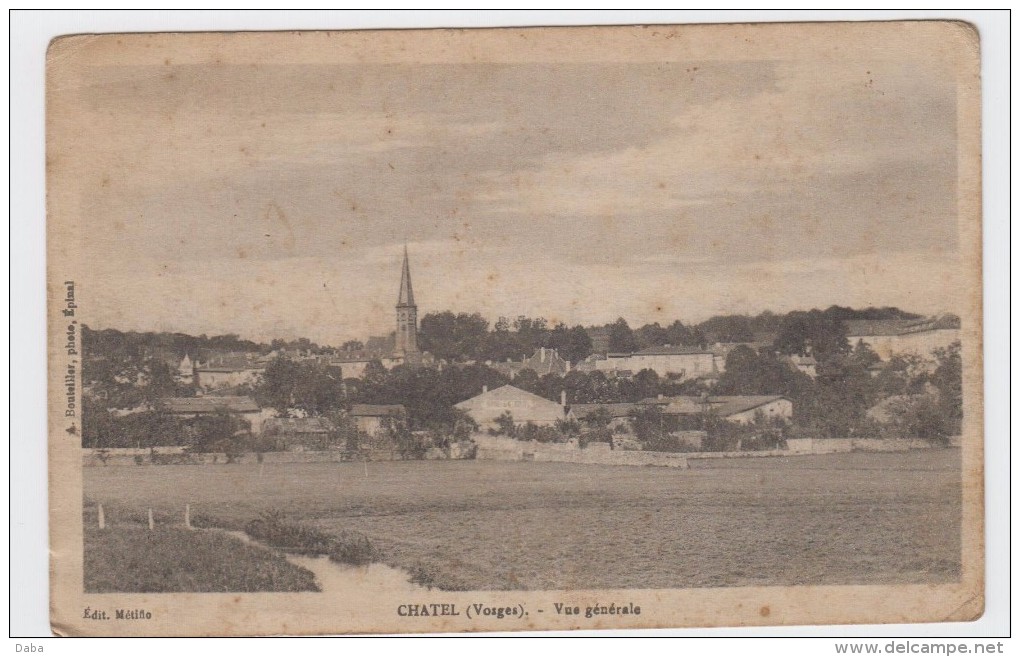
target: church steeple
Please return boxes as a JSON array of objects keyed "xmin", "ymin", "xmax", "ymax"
[
  {"xmin": 395, "ymin": 245, "xmax": 419, "ymax": 354},
  {"xmin": 397, "ymin": 244, "xmax": 415, "ymax": 307}
]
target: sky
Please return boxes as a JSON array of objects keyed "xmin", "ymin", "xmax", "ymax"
[{"xmin": 73, "ymin": 56, "xmax": 962, "ymax": 345}]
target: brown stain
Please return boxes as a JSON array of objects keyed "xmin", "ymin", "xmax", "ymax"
[
  {"xmin": 236, "ymin": 248, "xmax": 247, "ymax": 259},
  {"xmin": 759, "ymin": 605, "xmax": 770, "ymax": 617},
  {"xmin": 100, "ymin": 175, "xmax": 111, "ymax": 188},
  {"xmin": 263, "ymin": 202, "xmax": 296, "ymax": 254}
]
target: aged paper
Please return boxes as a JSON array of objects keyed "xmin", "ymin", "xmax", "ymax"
[{"xmin": 48, "ymin": 22, "xmax": 983, "ymax": 636}]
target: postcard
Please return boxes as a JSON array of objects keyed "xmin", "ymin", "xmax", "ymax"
[{"xmin": 47, "ymin": 22, "xmax": 983, "ymax": 635}]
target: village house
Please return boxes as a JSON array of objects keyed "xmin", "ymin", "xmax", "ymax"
[
  {"xmin": 594, "ymin": 345, "xmax": 716, "ymax": 381},
  {"xmin": 327, "ymin": 353, "xmax": 379, "ymax": 379},
  {"xmin": 491, "ymin": 347, "xmax": 570, "ymax": 379},
  {"xmin": 455, "ymin": 384, "xmax": 568, "ymax": 430},
  {"xmin": 844, "ymin": 314, "xmax": 960, "ymax": 361},
  {"xmin": 157, "ymin": 395, "xmax": 265, "ymax": 434},
  {"xmin": 637, "ymin": 394, "xmax": 794, "ymax": 425},
  {"xmin": 193, "ymin": 353, "xmax": 266, "ymax": 391},
  {"xmin": 350, "ymin": 404, "xmax": 406, "ymax": 435},
  {"xmin": 569, "ymin": 402, "xmax": 640, "ymax": 430}
]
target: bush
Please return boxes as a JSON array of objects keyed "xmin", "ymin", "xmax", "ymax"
[
  {"xmin": 328, "ymin": 530, "xmax": 376, "ymax": 566},
  {"xmin": 407, "ymin": 560, "xmax": 469, "ymax": 591},
  {"xmin": 244, "ymin": 510, "xmax": 377, "ymax": 566}
]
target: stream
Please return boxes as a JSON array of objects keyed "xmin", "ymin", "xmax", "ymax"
[{"xmin": 223, "ymin": 530, "xmax": 427, "ymax": 593}]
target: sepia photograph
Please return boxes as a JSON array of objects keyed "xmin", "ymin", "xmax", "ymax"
[{"xmin": 44, "ymin": 21, "xmax": 984, "ymax": 636}]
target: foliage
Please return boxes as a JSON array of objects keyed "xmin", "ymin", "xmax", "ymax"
[
  {"xmin": 773, "ymin": 309, "xmax": 850, "ymax": 358},
  {"xmin": 518, "ymin": 422, "xmax": 562, "ymax": 443},
  {"xmin": 186, "ymin": 411, "xmax": 253, "ymax": 456},
  {"xmin": 581, "ymin": 406, "xmax": 614, "ymax": 430},
  {"xmin": 245, "ymin": 509, "xmax": 376, "ymax": 566},
  {"xmin": 715, "ymin": 346, "xmax": 812, "ymax": 398},
  {"xmin": 490, "ymin": 411, "xmax": 517, "ymax": 437},
  {"xmin": 82, "ymin": 405, "xmax": 189, "ymax": 449},
  {"xmin": 256, "ymin": 356, "xmax": 345, "ymax": 416},
  {"xmin": 929, "ymin": 342, "xmax": 962, "ymax": 437},
  {"xmin": 381, "ymin": 416, "xmax": 426, "ymax": 459},
  {"xmin": 608, "ymin": 317, "xmax": 638, "ymax": 353},
  {"xmin": 84, "ymin": 525, "xmax": 319, "ymax": 593},
  {"xmin": 418, "ymin": 311, "xmax": 490, "ymax": 361},
  {"xmin": 313, "ymin": 410, "xmax": 360, "ymax": 452},
  {"xmin": 407, "ymin": 560, "xmax": 470, "ymax": 591}
]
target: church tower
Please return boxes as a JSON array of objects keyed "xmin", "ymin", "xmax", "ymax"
[{"xmin": 395, "ymin": 245, "xmax": 419, "ymax": 355}]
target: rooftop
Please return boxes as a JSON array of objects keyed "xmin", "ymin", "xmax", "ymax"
[
  {"xmin": 263, "ymin": 417, "xmax": 333, "ymax": 434},
  {"xmin": 845, "ymin": 314, "xmax": 960, "ymax": 337},
  {"xmin": 350, "ymin": 404, "xmax": 406, "ymax": 417},
  {"xmin": 159, "ymin": 396, "xmax": 260, "ymax": 414}
]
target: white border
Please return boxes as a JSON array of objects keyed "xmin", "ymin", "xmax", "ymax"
[{"xmin": 9, "ymin": 9, "xmax": 1011, "ymax": 644}]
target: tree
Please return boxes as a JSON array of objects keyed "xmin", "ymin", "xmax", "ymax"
[
  {"xmin": 564, "ymin": 325, "xmax": 594, "ymax": 363},
  {"xmin": 773, "ymin": 309, "xmax": 849, "ymax": 357},
  {"xmin": 322, "ymin": 410, "xmax": 362, "ymax": 452},
  {"xmin": 716, "ymin": 346, "xmax": 811, "ymax": 398},
  {"xmin": 581, "ymin": 406, "xmax": 614, "ymax": 431},
  {"xmin": 635, "ymin": 323, "xmax": 669, "ymax": 349},
  {"xmin": 513, "ymin": 368, "xmax": 541, "ymax": 394},
  {"xmin": 850, "ymin": 340, "xmax": 881, "ymax": 369},
  {"xmin": 419, "ymin": 311, "xmax": 490, "ymax": 361},
  {"xmin": 450, "ymin": 408, "xmax": 479, "ymax": 442},
  {"xmin": 608, "ymin": 318, "xmax": 638, "ymax": 353},
  {"xmin": 187, "ymin": 411, "xmax": 252, "ymax": 456},
  {"xmin": 545, "ymin": 324, "xmax": 594, "ymax": 363},
  {"xmin": 929, "ymin": 341, "xmax": 962, "ymax": 437},
  {"xmin": 382, "ymin": 415, "xmax": 424, "ymax": 459},
  {"xmin": 697, "ymin": 315, "xmax": 754, "ymax": 343},
  {"xmin": 796, "ymin": 352, "xmax": 874, "ymax": 437},
  {"xmin": 631, "ymin": 369, "xmax": 661, "ymax": 401},
  {"xmin": 491, "ymin": 411, "xmax": 517, "ymax": 437}
]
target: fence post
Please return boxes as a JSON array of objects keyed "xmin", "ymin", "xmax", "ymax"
[
  {"xmin": 184, "ymin": 504, "xmax": 192, "ymax": 530},
  {"xmin": 97, "ymin": 504, "xmax": 105, "ymax": 530},
  {"xmin": 148, "ymin": 508, "xmax": 154, "ymax": 531}
]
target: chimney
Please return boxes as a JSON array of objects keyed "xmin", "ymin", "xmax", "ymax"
[
  {"xmin": 540, "ymin": 347, "xmax": 546, "ymax": 362},
  {"xmin": 482, "ymin": 385, "xmax": 488, "ymax": 394},
  {"xmin": 560, "ymin": 390, "xmax": 567, "ymax": 407}
]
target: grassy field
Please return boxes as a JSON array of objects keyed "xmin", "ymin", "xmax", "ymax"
[
  {"xmin": 84, "ymin": 449, "xmax": 961, "ymax": 591},
  {"xmin": 84, "ymin": 524, "xmax": 319, "ymax": 593}
]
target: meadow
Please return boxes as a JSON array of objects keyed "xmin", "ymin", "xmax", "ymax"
[
  {"xmin": 84, "ymin": 525, "xmax": 319, "ymax": 592},
  {"xmin": 84, "ymin": 450, "xmax": 961, "ymax": 591}
]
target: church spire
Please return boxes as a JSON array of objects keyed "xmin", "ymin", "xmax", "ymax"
[
  {"xmin": 395, "ymin": 245, "xmax": 419, "ymax": 355},
  {"xmin": 397, "ymin": 244, "xmax": 415, "ymax": 307}
]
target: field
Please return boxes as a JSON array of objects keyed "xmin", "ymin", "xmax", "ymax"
[
  {"xmin": 84, "ymin": 525, "xmax": 319, "ymax": 592},
  {"xmin": 84, "ymin": 449, "xmax": 961, "ymax": 591}
]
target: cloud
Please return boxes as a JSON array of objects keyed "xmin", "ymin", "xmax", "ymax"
[
  {"xmin": 67, "ymin": 60, "xmax": 963, "ymax": 342},
  {"xmin": 469, "ymin": 60, "xmax": 954, "ymax": 223}
]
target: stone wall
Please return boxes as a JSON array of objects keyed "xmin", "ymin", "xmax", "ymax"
[
  {"xmin": 473, "ymin": 435, "xmax": 689, "ymax": 468},
  {"xmin": 785, "ymin": 437, "xmax": 937, "ymax": 454}
]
